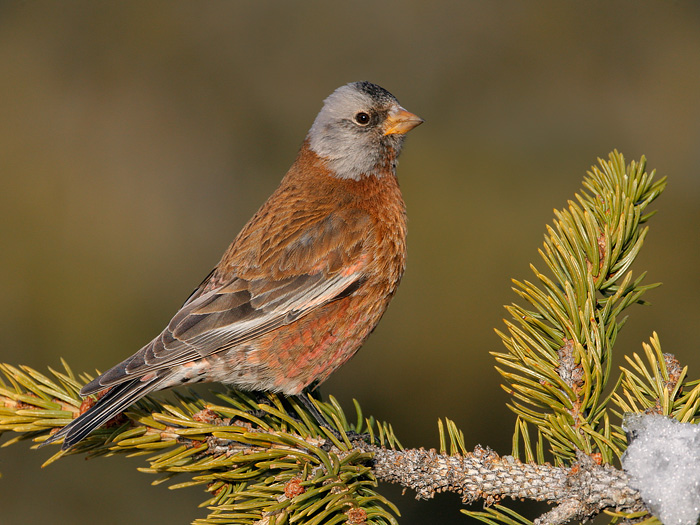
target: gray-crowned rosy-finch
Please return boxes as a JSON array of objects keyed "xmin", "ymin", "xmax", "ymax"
[{"xmin": 44, "ymin": 81, "xmax": 423, "ymax": 450}]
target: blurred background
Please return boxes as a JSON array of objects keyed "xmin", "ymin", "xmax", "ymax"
[{"xmin": 1, "ymin": 2, "xmax": 699, "ymax": 523}]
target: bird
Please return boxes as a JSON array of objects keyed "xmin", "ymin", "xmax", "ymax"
[{"xmin": 43, "ymin": 81, "xmax": 423, "ymax": 450}]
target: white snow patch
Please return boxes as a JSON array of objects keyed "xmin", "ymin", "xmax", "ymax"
[{"xmin": 622, "ymin": 414, "xmax": 700, "ymax": 525}]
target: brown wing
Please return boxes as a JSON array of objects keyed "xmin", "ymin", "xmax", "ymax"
[{"xmin": 81, "ymin": 208, "xmax": 372, "ymax": 395}]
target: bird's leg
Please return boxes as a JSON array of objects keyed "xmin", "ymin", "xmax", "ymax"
[
  {"xmin": 244, "ymin": 390, "xmax": 276, "ymax": 420},
  {"xmin": 295, "ymin": 393, "xmax": 342, "ymax": 451},
  {"xmin": 295, "ymin": 391, "xmax": 373, "ymax": 446},
  {"xmin": 296, "ymin": 391, "xmax": 332, "ymax": 429}
]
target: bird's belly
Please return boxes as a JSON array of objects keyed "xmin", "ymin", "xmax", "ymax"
[{"xmin": 167, "ymin": 293, "xmax": 389, "ymax": 396}]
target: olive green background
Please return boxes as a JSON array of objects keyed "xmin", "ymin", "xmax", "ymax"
[{"xmin": 1, "ymin": 2, "xmax": 699, "ymax": 524}]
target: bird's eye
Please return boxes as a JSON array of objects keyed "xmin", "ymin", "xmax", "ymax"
[{"xmin": 354, "ymin": 112, "xmax": 370, "ymax": 125}]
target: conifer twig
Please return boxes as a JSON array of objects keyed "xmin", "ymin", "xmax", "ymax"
[
  {"xmin": 0, "ymin": 360, "xmax": 650, "ymax": 525},
  {"xmin": 365, "ymin": 446, "xmax": 645, "ymax": 524}
]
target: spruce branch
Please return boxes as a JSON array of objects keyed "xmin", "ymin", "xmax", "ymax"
[
  {"xmin": 4, "ymin": 151, "xmax": 700, "ymax": 525},
  {"xmin": 370, "ymin": 445, "xmax": 645, "ymax": 524},
  {"xmin": 493, "ymin": 151, "xmax": 666, "ymax": 466},
  {"xmin": 0, "ymin": 363, "xmax": 647, "ymax": 525},
  {"xmin": 611, "ymin": 333, "xmax": 700, "ymax": 422},
  {"xmin": 0, "ymin": 361, "xmax": 401, "ymax": 525}
]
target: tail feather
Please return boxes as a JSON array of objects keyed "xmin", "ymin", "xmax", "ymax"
[
  {"xmin": 79, "ymin": 350, "xmax": 147, "ymax": 396},
  {"xmin": 42, "ymin": 375, "xmax": 167, "ymax": 450}
]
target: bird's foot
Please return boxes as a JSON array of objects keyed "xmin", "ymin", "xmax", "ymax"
[{"xmin": 318, "ymin": 428, "xmax": 374, "ymax": 451}]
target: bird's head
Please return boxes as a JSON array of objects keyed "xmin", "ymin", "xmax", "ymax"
[{"xmin": 308, "ymin": 81, "xmax": 423, "ymax": 180}]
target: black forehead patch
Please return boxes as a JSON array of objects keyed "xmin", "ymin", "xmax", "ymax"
[{"xmin": 352, "ymin": 81, "xmax": 398, "ymax": 105}]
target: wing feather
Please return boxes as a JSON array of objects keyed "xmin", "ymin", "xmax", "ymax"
[{"xmin": 81, "ymin": 208, "xmax": 372, "ymax": 395}]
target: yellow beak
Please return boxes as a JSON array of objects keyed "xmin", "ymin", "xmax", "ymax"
[{"xmin": 383, "ymin": 106, "xmax": 424, "ymax": 135}]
